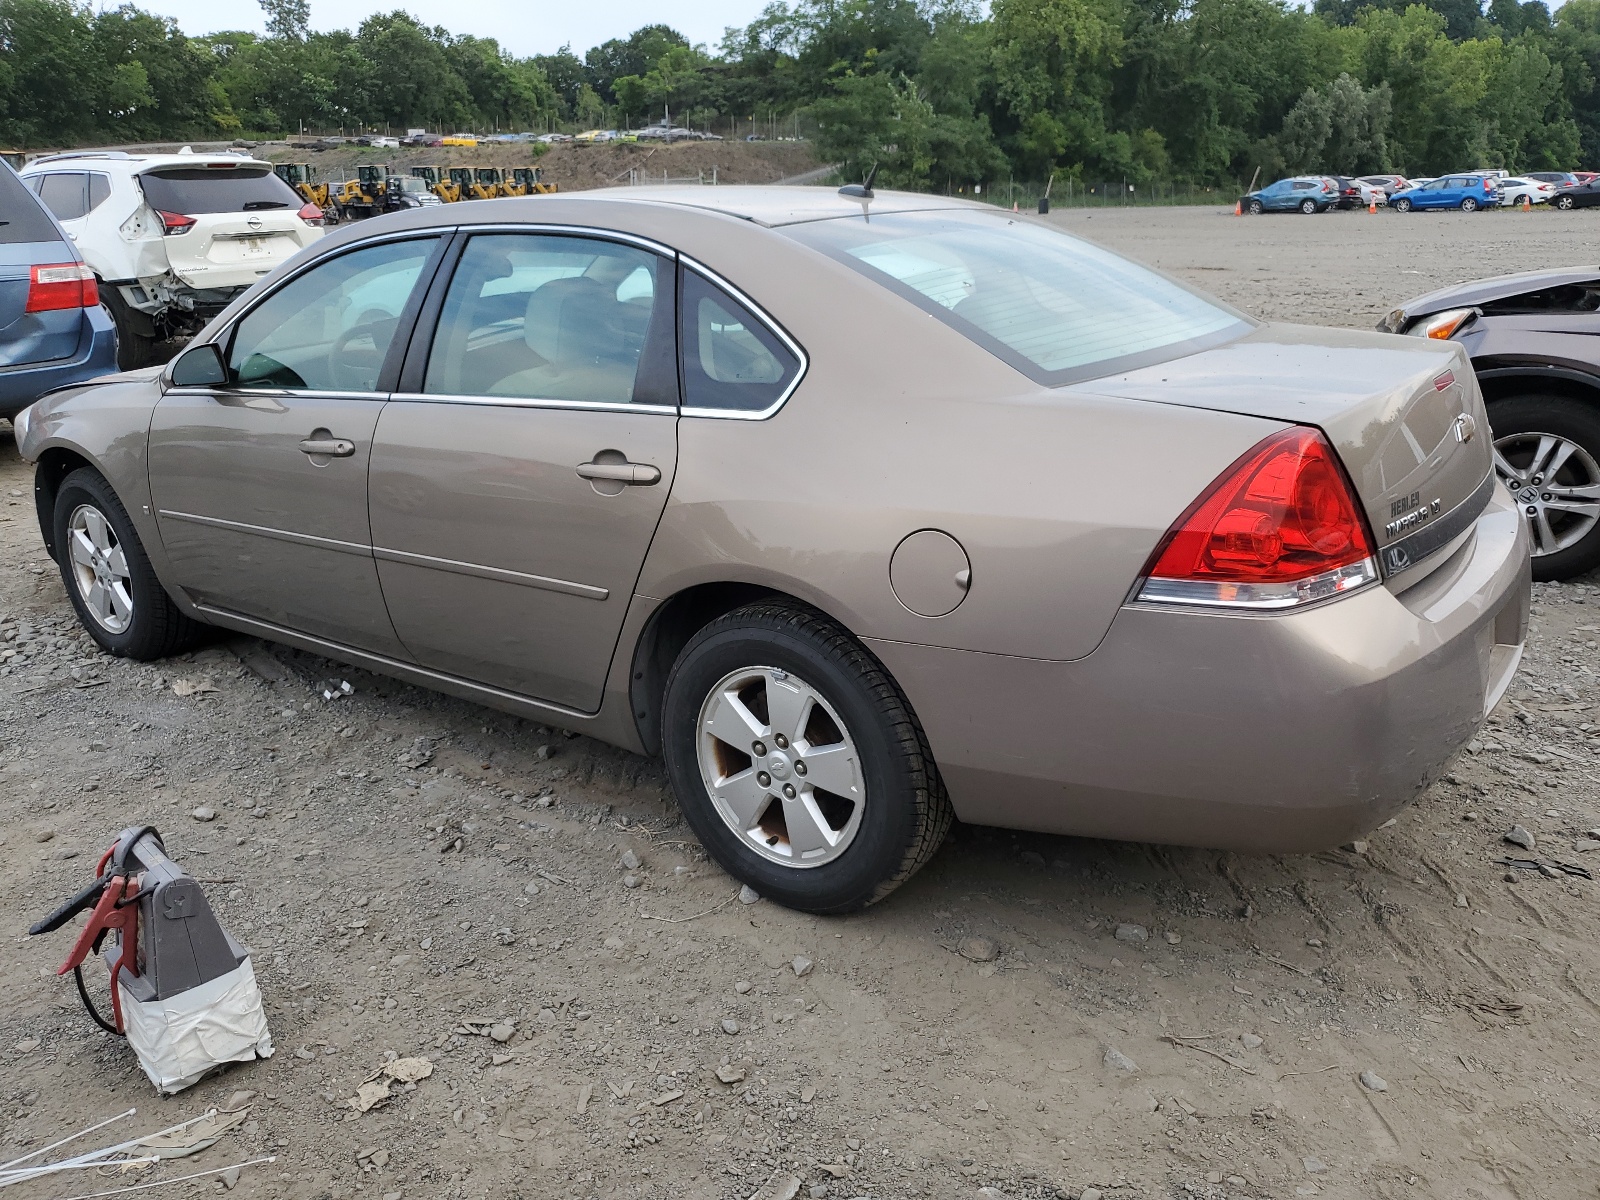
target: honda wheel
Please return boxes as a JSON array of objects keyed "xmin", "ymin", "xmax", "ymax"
[{"xmin": 1489, "ymin": 396, "xmax": 1600, "ymax": 581}]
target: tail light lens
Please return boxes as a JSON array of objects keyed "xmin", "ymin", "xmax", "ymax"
[
  {"xmin": 297, "ymin": 203, "xmax": 325, "ymax": 227},
  {"xmin": 157, "ymin": 210, "xmax": 195, "ymax": 236},
  {"xmin": 1137, "ymin": 427, "xmax": 1378, "ymax": 609},
  {"xmin": 25, "ymin": 263, "xmax": 98, "ymax": 313}
]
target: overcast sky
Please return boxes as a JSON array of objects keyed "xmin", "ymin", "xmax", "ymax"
[{"xmin": 136, "ymin": 0, "xmax": 772, "ymax": 56}]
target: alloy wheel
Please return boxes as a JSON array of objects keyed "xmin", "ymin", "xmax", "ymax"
[
  {"xmin": 67, "ymin": 504, "xmax": 134, "ymax": 634},
  {"xmin": 1494, "ymin": 431, "xmax": 1600, "ymax": 557},
  {"xmin": 695, "ymin": 665, "xmax": 865, "ymax": 868}
]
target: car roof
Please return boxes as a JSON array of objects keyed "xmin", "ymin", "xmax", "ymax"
[
  {"xmin": 579, "ymin": 185, "xmax": 986, "ymax": 228},
  {"xmin": 20, "ymin": 150, "xmax": 269, "ymax": 174}
]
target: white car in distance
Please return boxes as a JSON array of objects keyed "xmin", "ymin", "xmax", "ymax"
[{"xmin": 20, "ymin": 149, "xmax": 326, "ymax": 368}]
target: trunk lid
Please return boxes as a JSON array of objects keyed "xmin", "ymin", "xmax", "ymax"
[
  {"xmin": 136, "ymin": 164, "xmax": 319, "ymax": 290},
  {"xmin": 1073, "ymin": 323, "xmax": 1492, "ymax": 581}
]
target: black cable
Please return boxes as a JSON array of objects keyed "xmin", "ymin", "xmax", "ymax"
[{"xmin": 73, "ymin": 965, "xmax": 123, "ymax": 1036}]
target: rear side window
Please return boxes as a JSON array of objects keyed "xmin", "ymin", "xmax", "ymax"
[
  {"xmin": 36, "ymin": 172, "xmax": 88, "ymax": 221},
  {"xmin": 679, "ymin": 270, "xmax": 802, "ymax": 414},
  {"xmin": 139, "ymin": 167, "xmax": 301, "ymax": 215},
  {"xmin": 0, "ymin": 167, "xmax": 63, "ymax": 243}
]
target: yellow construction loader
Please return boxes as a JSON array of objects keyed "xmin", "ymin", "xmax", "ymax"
[
  {"xmin": 510, "ymin": 167, "xmax": 558, "ymax": 195},
  {"xmin": 273, "ymin": 163, "xmax": 336, "ymax": 218},
  {"xmin": 410, "ymin": 165, "xmax": 459, "ymax": 203}
]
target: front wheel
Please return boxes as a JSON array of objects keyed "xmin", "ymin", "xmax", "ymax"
[
  {"xmin": 1489, "ymin": 395, "xmax": 1600, "ymax": 581},
  {"xmin": 1461, "ymin": 196, "xmax": 1479, "ymax": 212},
  {"xmin": 1246, "ymin": 199, "xmax": 1263, "ymax": 215},
  {"xmin": 1299, "ymin": 199, "xmax": 1318, "ymax": 214},
  {"xmin": 1393, "ymin": 197, "xmax": 1412, "ymax": 212},
  {"xmin": 661, "ymin": 602, "xmax": 952, "ymax": 913},
  {"xmin": 52, "ymin": 468, "xmax": 205, "ymax": 659}
]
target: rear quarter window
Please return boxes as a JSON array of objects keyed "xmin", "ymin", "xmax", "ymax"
[
  {"xmin": 139, "ymin": 167, "xmax": 302, "ymax": 214},
  {"xmin": 0, "ymin": 167, "xmax": 66, "ymax": 243}
]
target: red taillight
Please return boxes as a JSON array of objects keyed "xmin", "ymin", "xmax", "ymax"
[
  {"xmin": 297, "ymin": 202, "xmax": 325, "ymax": 227},
  {"xmin": 1137, "ymin": 426, "xmax": 1378, "ymax": 609},
  {"xmin": 25, "ymin": 263, "xmax": 97, "ymax": 313},
  {"xmin": 157, "ymin": 210, "xmax": 196, "ymax": 236}
]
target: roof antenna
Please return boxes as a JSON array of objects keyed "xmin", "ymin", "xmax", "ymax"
[{"xmin": 838, "ymin": 162, "xmax": 878, "ymax": 200}]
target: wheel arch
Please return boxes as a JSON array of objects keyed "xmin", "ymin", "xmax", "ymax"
[
  {"xmin": 627, "ymin": 581, "xmax": 903, "ymax": 757},
  {"xmin": 1477, "ymin": 363, "xmax": 1600, "ymax": 410},
  {"xmin": 32, "ymin": 444, "xmax": 97, "ymax": 562}
]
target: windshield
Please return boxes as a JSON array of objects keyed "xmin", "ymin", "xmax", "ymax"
[
  {"xmin": 785, "ymin": 209, "xmax": 1249, "ymax": 385},
  {"xmin": 139, "ymin": 166, "xmax": 301, "ymax": 214}
]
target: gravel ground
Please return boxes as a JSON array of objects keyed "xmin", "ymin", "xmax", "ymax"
[{"xmin": 4, "ymin": 205, "xmax": 1600, "ymax": 1200}]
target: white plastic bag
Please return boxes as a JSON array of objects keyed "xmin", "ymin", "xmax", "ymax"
[{"xmin": 118, "ymin": 958, "xmax": 274, "ymax": 1095}]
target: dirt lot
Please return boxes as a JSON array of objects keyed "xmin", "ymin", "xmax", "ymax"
[
  {"xmin": 260, "ymin": 140, "xmax": 824, "ymax": 192},
  {"xmin": 4, "ymin": 204, "xmax": 1600, "ymax": 1200}
]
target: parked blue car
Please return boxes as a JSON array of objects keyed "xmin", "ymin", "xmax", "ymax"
[
  {"xmin": 1237, "ymin": 176, "xmax": 1338, "ymax": 214},
  {"xmin": 1389, "ymin": 174, "xmax": 1503, "ymax": 213},
  {"xmin": 0, "ymin": 160, "xmax": 117, "ymax": 419}
]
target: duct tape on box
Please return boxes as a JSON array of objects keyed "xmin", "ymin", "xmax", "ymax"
[{"xmin": 119, "ymin": 958, "xmax": 274, "ymax": 1095}]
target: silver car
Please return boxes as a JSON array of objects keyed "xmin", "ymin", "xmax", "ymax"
[{"xmin": 14, "ymin": 187, "xmax": 1530, "ymax": 912}]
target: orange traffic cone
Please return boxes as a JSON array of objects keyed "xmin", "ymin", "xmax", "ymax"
[
  {"xmin": 1233, "ymin": 200, "xmax": 1241, "ymax": 215},
  {"xmin": 1522, "ymin": 194, "xmax": 1532, "ymax": 212},
  {"xmin": 1368, "ymin": 200, "xmax": 1376, "ymax": 213},
  {"xmin": 1012, "ymin": 202, "xmax": 1018, "ymax": 213}
]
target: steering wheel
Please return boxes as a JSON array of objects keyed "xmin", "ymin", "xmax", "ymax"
[{"xmin": 328, "ymin": 309, "xmax": 398, "ymax": 391}]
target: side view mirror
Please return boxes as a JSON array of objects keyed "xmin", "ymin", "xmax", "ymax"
[{"xmin": 170, "ymin": 342, "xmax": 228, "ymax": 388}]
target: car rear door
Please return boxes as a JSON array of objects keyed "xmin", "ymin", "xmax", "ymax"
[
  {"xmin": 368, "ymin": 229, "xmax": 679, "ymax": 713},
  {"xmin": 0, "ymin": 165, "xmax": 90, "ymax": 368},
  {"xmin": 148, "ymin": 234, "xmax": 446, "ymax": 654},
  {"xmin": 136, "ymin": 164, "xmax": 319, "ymax": 293}
]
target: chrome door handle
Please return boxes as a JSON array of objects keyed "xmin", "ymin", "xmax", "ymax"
[
  {"xmin": 576, "ymin": 460, "xmax": 661, "ymax": 485},
  {"xmin": 299, "ymin": 437, "xmax": 355, "ymax": 458}
]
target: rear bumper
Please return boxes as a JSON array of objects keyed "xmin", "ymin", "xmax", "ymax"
[
  {"xmin": 867, "ymin": 482, "xmax": 1531, "ymax": 852},
  {"xmin": 0, "ymin": 306, "xmax": 118, "ymax": 418}
]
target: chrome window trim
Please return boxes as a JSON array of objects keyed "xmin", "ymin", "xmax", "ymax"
[
  {"xmin": 192, "ymin": 227, "xmax": 458, "ymax": 352},
  {"xmin": 448, "ymin": 222, "xmax": 678, "ymax": 259},
  {"xmin": 390, "ymin": 392, "xmax": 676, "ymax": 415},
  {"xmin": 163, "ymin": 387, "xmax": 388, "ymax": 402},
  {"xmin": 678, "ymin": 255, "xmax": 809, "ymax": 422}
]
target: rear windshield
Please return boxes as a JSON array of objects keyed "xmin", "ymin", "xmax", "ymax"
[
  {"xmin": 0, "ymin": 165, "xmax": 63, "ymax": 243},
  {"xmin": 784, "ymin": 209, "xmax": 1249, "ymax": 385},
  {"xmin": 138, "ymin": 166, "xmax": 301, "ymax": 214}
]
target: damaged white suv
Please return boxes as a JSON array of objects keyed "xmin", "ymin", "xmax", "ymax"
[{"xmin": 20, "ymin": 149, "xmax": 326, "ymax": 369}]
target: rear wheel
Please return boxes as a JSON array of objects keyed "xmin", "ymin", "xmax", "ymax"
[
  {"xmin": 1556, "ymin": 194, "xmax": 1576, "ymax": 210},
  {"xmin": 661, "ymin": 601, "xmax": 952, "ymax": 913},
  {"xmin": 52, "ymin": 468, "xmax": 205, "ymax": 659},
  {"xmin": 99, "ymin": 286, "xmax": 154, "ymax": 371},
  {"xmin": 1394, "ymin": 197, "xmax": 1412, "ymax": 213},
  {"xmin": 1299, "ymin": 198, "xmax": 1317, "ymax": 214},
  {"xmin": 1489, "ymin": 395, "xmax": 1600, "ymax": 581},
  {"xmin": 1461, "ymin": 196, "xmax": 1479, "ymax": 212}
]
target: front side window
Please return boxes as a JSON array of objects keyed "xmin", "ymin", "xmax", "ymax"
[
  {"xmin": 680, "ymin": 270, "xmax": 802, "ymax": 413},
  {"xmin": 227, "ymin": 238, "xmax": 436, "ymax": 392},
  {"xmin": 423, "ymin": 233, "xmax": 673, "ymax": 406},
  {"xmin": 786, "ymin": 209, "xmax": 1248, "ymax": 386}
]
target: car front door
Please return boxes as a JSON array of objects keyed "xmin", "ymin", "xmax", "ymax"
[
  {"xmin": 1414, "ymin": 180, "xmax": 1447, "ymax": 209},
  {"xmin": 367, "ymin": 230, "xmax": 679, "ymax": 712},
  {"xmin": 147, "ymin": 234, "xmax": 444, "ymax": 655}
]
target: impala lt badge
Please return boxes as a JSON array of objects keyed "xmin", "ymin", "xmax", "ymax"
[{"xmin": 1385, "ymin": 495, "xmax": 1443, "ymax": 539}]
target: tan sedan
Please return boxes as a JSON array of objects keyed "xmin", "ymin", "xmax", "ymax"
[{"xmin": 15, "ymin": 187, "xmax": 1529, "ymax": 912}]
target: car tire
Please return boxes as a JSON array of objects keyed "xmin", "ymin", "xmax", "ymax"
[
  {"xmin": 660, "ymin": 600, "xmax": 953, "ymax": 914},
  {"xmin": 1394, "ymin": 197, "xmax": 1412, "ymax": 212},
  {"xmin": 1488, "ymin": 395, "xmax": 1600, "ymax": 582},
  {"xmin": 99, "ymin": 286, "xmax": 154, "ymax": 371},
  {"xmin": 1246, "ymin": 199, "xmax": 1263, "ymax": 215},
  {"xmin": 1299, "ymin": 199, "xmax": 1317, "ymax": 214},
  {"xmin": 52, "ymin": 467, "xmax": 206, "ymax": 660},
  {"xmin": 1461, "ymin": 197, "xmax": 1479, "ymax": 212},
  {"xmin": 1556, "ymin": 194, "xmax": 1576, "ymax": 210}
]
